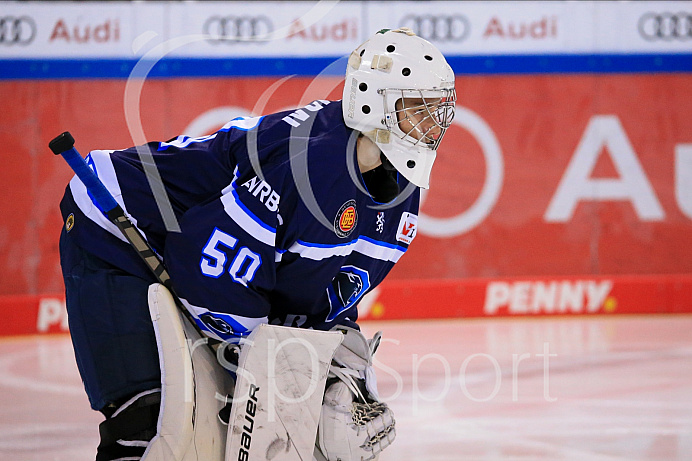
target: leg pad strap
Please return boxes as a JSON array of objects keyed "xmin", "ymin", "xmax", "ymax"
[{"xmin": 96, "ymin": 390, "xmax": 161, "ymax": 461}]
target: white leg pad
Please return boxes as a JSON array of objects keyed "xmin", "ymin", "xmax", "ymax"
[
  {"xmin": 144, "ymin": 283, "xmax": 234, "ymax": 461},
  {"xmin": 225, "ymin": 324, "xmax": 343, "ymax": 461}
]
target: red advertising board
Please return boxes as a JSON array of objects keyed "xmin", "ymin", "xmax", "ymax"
[
  {"xmin": 401, "ymin": 74, "xmax": 692, "ymax": 280},
  {"xmin": 3, "ymin": 273, "xmax": 691, "ymax": 336},
  {"xmin": 358, "ymin": 274, "xmax": 692, "ymax": 321},
  {"xmin": 1, "ymin": 73, "xmax": 691, "ymax": 332}
]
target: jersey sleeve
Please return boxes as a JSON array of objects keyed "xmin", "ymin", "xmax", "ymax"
[{"xmin": 107, "ymin": 123, "xmax": 248, "ymax": 254}]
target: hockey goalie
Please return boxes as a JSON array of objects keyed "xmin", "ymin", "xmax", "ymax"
[{"xmin": 57, "ymin": 28, "xmax": 456, "ymax": 460}]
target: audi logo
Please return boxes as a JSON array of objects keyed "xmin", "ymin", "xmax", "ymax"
[
  {"xmin": 638, "ymin": 12, "xmax": 692, "ymax": 41},
  {"xmin": 203, "ymin": 16, "xmax": 273, "ymax": 43},
  {"xmin": 400, "ymin": 14, "xmax": 470, "ymax": 42},
  {"xmin": 0, "ymin": 16, "xmax": 36, "ymax": 45}
]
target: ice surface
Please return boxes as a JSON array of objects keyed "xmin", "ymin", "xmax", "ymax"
[{"xmin": 1, "ymin": 315, "xmax": 691, "ymax": 460}]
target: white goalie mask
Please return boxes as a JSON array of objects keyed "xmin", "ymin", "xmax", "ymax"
[{"xmin": 342, "ymin": 28, "xmax": 456, "ymax": 189}]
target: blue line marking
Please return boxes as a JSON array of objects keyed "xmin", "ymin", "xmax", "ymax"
[
  {"xmin": 446, "ymin": 53, "xmax": 692, "ymax": 75},
  {"xmin": 0, "ymin": 57, "xmax": 345, "ymax": 79},
  {"xmin": 1, "ymin": 54, "xmax": 691, "ymax": 80}
]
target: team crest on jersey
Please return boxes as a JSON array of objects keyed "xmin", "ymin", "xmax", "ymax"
[
  {"xmin": 334, "ymin": 199, "xmax": 358, "ymax": 238},
  {"xmin": 326, "ymin": 266, "xmax": 371, "ymax": 322},
  {"xmin": 199, "ymin": 313, "xmax": 234, "ymax": 336},
  {"xmin": 65, "ymin": 213, "xmax": 75, "ymax": 232},
  {"xmin": 396, "ymin": 212, "xmax": 418, "ymax": 244}
]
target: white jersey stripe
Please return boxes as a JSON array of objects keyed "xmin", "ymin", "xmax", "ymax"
[
  {"xmin": 69, "ymin": 150, "xmax": 139, "ymax": 243},
  {"xmin": 288, "ymin": 239, "xmax": 356, "ymax": 261},
  {"xmin": 287, "ymin": 236, "xmax": 406, "ymax": 263},
  {"xmin": 220, "ymin": 177, "xmax": 277, "ymax": 247},
  {"xmin": 355, "ymin": 237, "xmax": 407, "ymax": 263},
  {"xmin": 180, "ymin": 297, "xmax": 267, "ymax": 341}
]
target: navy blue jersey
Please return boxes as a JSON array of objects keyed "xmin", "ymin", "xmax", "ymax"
[{"xmin": 61, "ymin": 100, "xmax": 420, "ymax": 341}]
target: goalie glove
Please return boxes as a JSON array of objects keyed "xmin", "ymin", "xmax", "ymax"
[{"xmin": 316, "ymin": 326, "xmax": 396, "ymax": 461}]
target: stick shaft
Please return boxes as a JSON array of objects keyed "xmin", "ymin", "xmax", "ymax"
[
  {"xmin": 60, "ymin": 147, "xmax": 119, "ymax": 214},
  {"xmin": 51, "ymin": 132, "xmax": 175, "ymax": 294}
]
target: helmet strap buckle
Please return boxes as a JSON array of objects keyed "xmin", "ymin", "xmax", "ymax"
[
  {"xmin": 374, "ymin": 129, "xmax": 390, "ymax": 144},
  {"xmin": 370, "ymin": 55, "xmax": 393, "ymax": 72}
]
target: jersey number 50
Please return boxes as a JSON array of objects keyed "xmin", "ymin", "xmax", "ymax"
[{"xmin": 200, "ymin": 228, "xmax": 262, "ymax": 287}]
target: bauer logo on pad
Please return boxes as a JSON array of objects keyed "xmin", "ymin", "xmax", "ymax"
[{"xmin": 396, "ymin": 212, "xmax": 418, "ymax": 244}]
